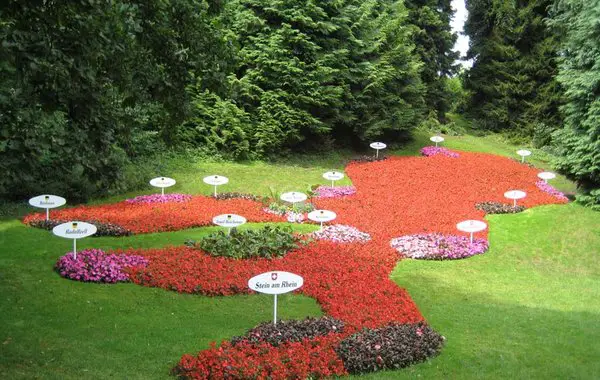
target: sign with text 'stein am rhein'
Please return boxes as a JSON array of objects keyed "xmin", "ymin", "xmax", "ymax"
[{"xmin": 248, "ymin": 271, "xmax": 304, "ymax": 325}]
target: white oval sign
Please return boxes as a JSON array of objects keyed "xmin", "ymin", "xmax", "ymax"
[
  {"xmin": 203, "ymin": 175, "xmax": 229, "ymax": 186},
  {"xmin": 456, "ymin": 220, "xmax": 487, "ymax": 233},
  {"xmin": 370, "ymin": 142, "xmax": 387, "ymax": 150},
  {"xmin": 517, "ymin": 149, "xmax": 532, "ymax": 157},
  {"xmin": 150, "ymin": 177, "xmax": 176, "ymax": 188},
  {"xmin": 280, "ymin": 192, "xmax": 308, "ymax": 203},
  {"xmin": 430, "ymin": 136, "xmax": 445, "ymax": 143},
  {"xmin": 323, "ymin": 171, "xmax": 344, "ymax": 181},
  {"xmin": 538, "ymin": 172, "xmax": 556, "ymax": 181},
  {"xmin": 28, "ymin": 194, "xmax": 66, "ymax": 209},
  {"xmin": 212, "ymin": 214, "xmax": 247, "ymax": 228},
  {"xmin": 308, "ymin": 210, "xmax": 337, "ymax": 223},
  {"xmin": 52, "ymin": 221, "xmax": 97, "ymax": 239},
  {"xmin": 248, "ymin": 271, "xmax": 304, "ymax": 295},
  {"xmin": 504, "ymin": 190, "xmax": 527, "ymax": 200}
]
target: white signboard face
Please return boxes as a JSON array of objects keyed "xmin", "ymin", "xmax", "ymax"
[
  {"xmin": 203, "ymin": 175, "xmax": 229, "ymax": 186},
  {"xmin": 538, "ymin": 172, "xmax": 556, "ymax": 181},
  {"xmin": 280, "ymin": 192, "xmax": 307, "ymax": 203},
  {"xmin": 370, "ymin": 142, "xmax": 387, "ymax": 150},
  {"xmin": 52, "ymin": 221, "xmax": 97, "ymax": 239},
  {"xmin": 456, "ymin": 220, "xmax": 487, "ymax": 233},
  {"xmin": 28, "ymin": 195, "xmax": 66, "ymax": 209},
  {"xmin": 308, "ymin": 210, "xmax": 336, "ymax": 223},
  {"xmin": 323, "ymin": 171, "xmax": 344, "ymax": 181},
  {"xmin": 504, "ymin": 190, "xmax": 527, "ymax": 200},
  {"xmin": 149, "ymin": 177, "xmax": 176, "ymax": 188},
  {"xmin": 517, "ymin": 149, "xmax": 532, "ymax": 157},
  {"xmin": 430, "ymin": 136, "xmax": 445, "ymax": 143},
  {"xmin": 248, "ymin": 271, "xmax": 304, "ymax": 295},
  {"xmin": 212, "ymin": 214, "xmax": 247, "ymax": 228}
]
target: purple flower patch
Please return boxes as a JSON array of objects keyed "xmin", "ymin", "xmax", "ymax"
[
  {"xmin": 125, "ymin": 193, "xmax": 192, "ymax": 204},
  {"xmin": 313, "ymin": 186, "xmax": 357, "ymax": 199},
  {"xmin": 420, "ymin": 146, "xmax": 459, "ymax": 158},
  {"xmin": 390, "ymin": 233, "xmax": 488, "ymax": 260},
  {"xmin": 55, "ymin": 249, "xmax": 149, "ymax": 283},
  {"xmin": 535, "ymin": 180, "xmax": 568, "ymax": 201},
  {"xmin": 311, "ymin": 224, "xmax": 371, "ymax": 243}
]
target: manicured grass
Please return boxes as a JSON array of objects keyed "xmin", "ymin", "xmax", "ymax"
[
  {"xmin": 1, "ymin": 128, "xmax": 596, "ymax": 379},
  {"xmin": 374, "ymin": 203, "xmax": 600, "ymax": 379},
  {"xmin": 0, "ymin": 221, "xmax": 321, "ymax": 379}
]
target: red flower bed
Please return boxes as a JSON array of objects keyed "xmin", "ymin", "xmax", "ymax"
[
  {"xmin": 26, "ymin": 151, "xmax": 568, "ymax": 378},
  {"xmin": 23, "ymin": 196, "xmax": 282, "ymax": 234}
]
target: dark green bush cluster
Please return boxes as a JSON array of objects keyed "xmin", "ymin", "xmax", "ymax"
[
  {"xmin": 186, "ymin": 226, "xmax": 302, "ymax": 259},
  {"xmin": 350, "ymin": 155, "xmax": 388, "ymax": 164},
  {"xmin": 475, "ymin": 202, "xmax": 526, "ymax": 214},
  {"xmin": 266, "ymin": 202, "xmax": 315, "ymax": 216},
  {"xmin": 230, "ymin": 317, "xmax": 344, "ymax": 347},
  {"xmin": 27, "ymin": 219, "xmax": 131, "ymax": 237},
  {"xmin": 212, "ymin": 192, "xmax": 260, "ymax": 202},
  {"xmin": 336, "ymin": 323, "xmax": 444, "ymax": 374}
]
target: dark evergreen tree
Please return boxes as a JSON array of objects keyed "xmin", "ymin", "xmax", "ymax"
[
  {"xmin": 404, "ymin": 0, "xmax": 459, "ymax": 122},
  {"xmin": 548, "ymin": 0, "xmax": 600, "ymax": 209},
  {"xmin": 463, "ymin": 0, "xmax": 562, "ymax": 137}
]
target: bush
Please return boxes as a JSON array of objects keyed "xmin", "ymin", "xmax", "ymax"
[
  {"xmin": 212, "ymin": 192, "xmax": 260, "ymax": 202},
  {"xmin": 186, "ymin": 226, "xmax": 303, "ymax": 259},
  {"xmin": 336, "ymin": 323, "xmax": 444, "ymax": 374},
  {"xmin": 476, "ymin": 202, "xmax": 526, "ymax": 214},
  {"xmin": 230, "ymin": 317, "xmax": 344, "ymax": 347},
  {"xmin": 27, "ymin": 219, "xmax": 131, "ymax": 237}
]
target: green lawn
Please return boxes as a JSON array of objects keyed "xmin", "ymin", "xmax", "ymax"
[{"xmin": 1, "ymin": 130, "xmax": 598, "ymax": 379}]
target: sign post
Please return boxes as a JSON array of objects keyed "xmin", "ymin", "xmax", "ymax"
[
  {"xmin": 28, "ymin": 195, "xmax": 66, "ymax": 221},
  {"xmin": 323, "ymin": 171, "xmax": 344, "ymax": 188},
  {"xmin": 212, "ymin": 214, "xmax": 247, "ymax": 235},
  {"xmin": 203, "ymin": 175, "xmax": 229, "ymax": 197},
  {"xmin": 149, "ymin": 177, "xmax": 176, "ymax": 196},
  {"xmin": 307, "ymin": 210, "xmax": 336, "ymax": 231},
  {"xmin": 456, "ymin": 220, "xmax": 487, "ymax": 243},
  {"xmin": 504, "ymin": 190, "xmax": 527, "ymax": 207},
  {"xmin": 369, "ymin": 142, "xmax": 387, "ymax": 158},
  {"xmin": 430, "ymin": 135, "xmax": 445, "ymax": 147},
  {"xmin": 52, "ymin": 221, "xmax": 97, "ymax": 260},
  {"xmin": 516, "ymin": 149, "xmax": 532, "ymax": 163},
  {"xmin": 537, "ymin": 172, "xmax": 556, "ymax": 183},
  {"xmin": 280, "ymin": 192, "xmax": 308, "ymax": 212},
  {"xmin": 248, "ymin": 271, "xmax": 304, "ymax": 325}
]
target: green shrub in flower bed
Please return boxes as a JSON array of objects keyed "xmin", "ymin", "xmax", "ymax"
[
  {"xmin": 476, "ymin": 201, "xmax": 526, "ymax": 214},
  {"xmin": 336, "ymin": 323, "xmax": 444, "ymax": 374},
  {"xmin": 266, "ymin": 201, "xmax": 315, "ymax": 216},
  {"xmin": 212, "ymin": 192, "xmax": 260, "ymax": 201},
  {"xmin": 350, "ymin": 155, "xmax": 387, "ymax": 163},
  {"xmin": 185, "ymin": 225, "xmax": 304, "ymax": 259},
  {"xmin": 27, "ymin": 219, "xmax": 131, "ymax": 237},
  {"xmin": 230, "ymin": 316, "xmax": 344, "ymax": 347}
]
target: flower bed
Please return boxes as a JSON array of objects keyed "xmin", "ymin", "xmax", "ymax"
[
  {"xmin": 420, "ymin": 146, "xmax": 459, "ymax": 158},
  {"xmin": 475, "ymin": 201, "xmax": 526, "ymax": 214},
  {"xmin": 310, "ymin": 224, "xmax": 371, "ymax": 243},
  {"xmin": 390, "ymin": 233, "xmax": 488, "ymax": 260},
  {"xmin": 26, "ymin": 219, "xmax": 131, "ymax": 237},
  {"xmin": 313, "ymin": 185, "xmax": 356, "ymax": 198},
  {"xmin": 125, "ymin": 193, "xmax": 192, "ymax": 204},
  {"xmin": 56, "ymin": 249, "xmax": 148, "ymax": 283},
  {"xmin": 536, "ymin": 180, "xmax": 569, "ymax": 201}
]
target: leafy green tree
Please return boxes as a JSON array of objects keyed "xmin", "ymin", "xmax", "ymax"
[{"xmin": 548, "ymin": 0, "xmax": 600, "ymax": 209}]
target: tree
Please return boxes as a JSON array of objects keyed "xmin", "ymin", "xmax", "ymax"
[{"xmin": 548, "ymin": 0, "xmax": 600, "ymax": 209}]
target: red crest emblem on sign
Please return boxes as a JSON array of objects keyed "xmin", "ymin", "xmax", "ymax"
[{"xmin": 271, "ymin": 273, "xmax": 278, "ymax": 281}]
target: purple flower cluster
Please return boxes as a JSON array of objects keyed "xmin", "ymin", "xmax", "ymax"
[
  {"xmin": 536, "ymin": 180, "xmax": 568, "ymax": 201},
  {"xmin": 125, "ymin": 193, "xmax": 192, "ymax": 204},
  {"xmin": 55, "ymin": 249, "xmax": 149, "ymax": 283},
  {"xmin": 420, "ymin": 146, "xmax": 459, "ymax": 158},
  {"xmin": 313, "ymin": 186, "xmax": 357, "ymax": 199},
  {"xmin": 311, "ymin": 224, "xmax": 371, "ymax": 243},
  {"xmin": 390, "ymin": 233, "xmax": 488, "ymax": 260}
]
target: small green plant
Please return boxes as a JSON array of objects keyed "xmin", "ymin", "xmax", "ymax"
[{"xmin": 186, "ymin": 226, "xmax": 304, "ymax": 259}]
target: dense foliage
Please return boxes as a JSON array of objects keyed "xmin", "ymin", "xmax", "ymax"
[
  {"xmin": 187, "ymin": 225, "xmax": 302, "ymax": 259},
  {"xmin": 336, "ymin": 323, "xmax": 444, "ymax": 374},
  {"xmin": 463, "ymin": 0, "xmax": 562, "ymax": 138},
  {"xmin": 548, "ymin": 0, "xmax": 600, "ymax": 209}
]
